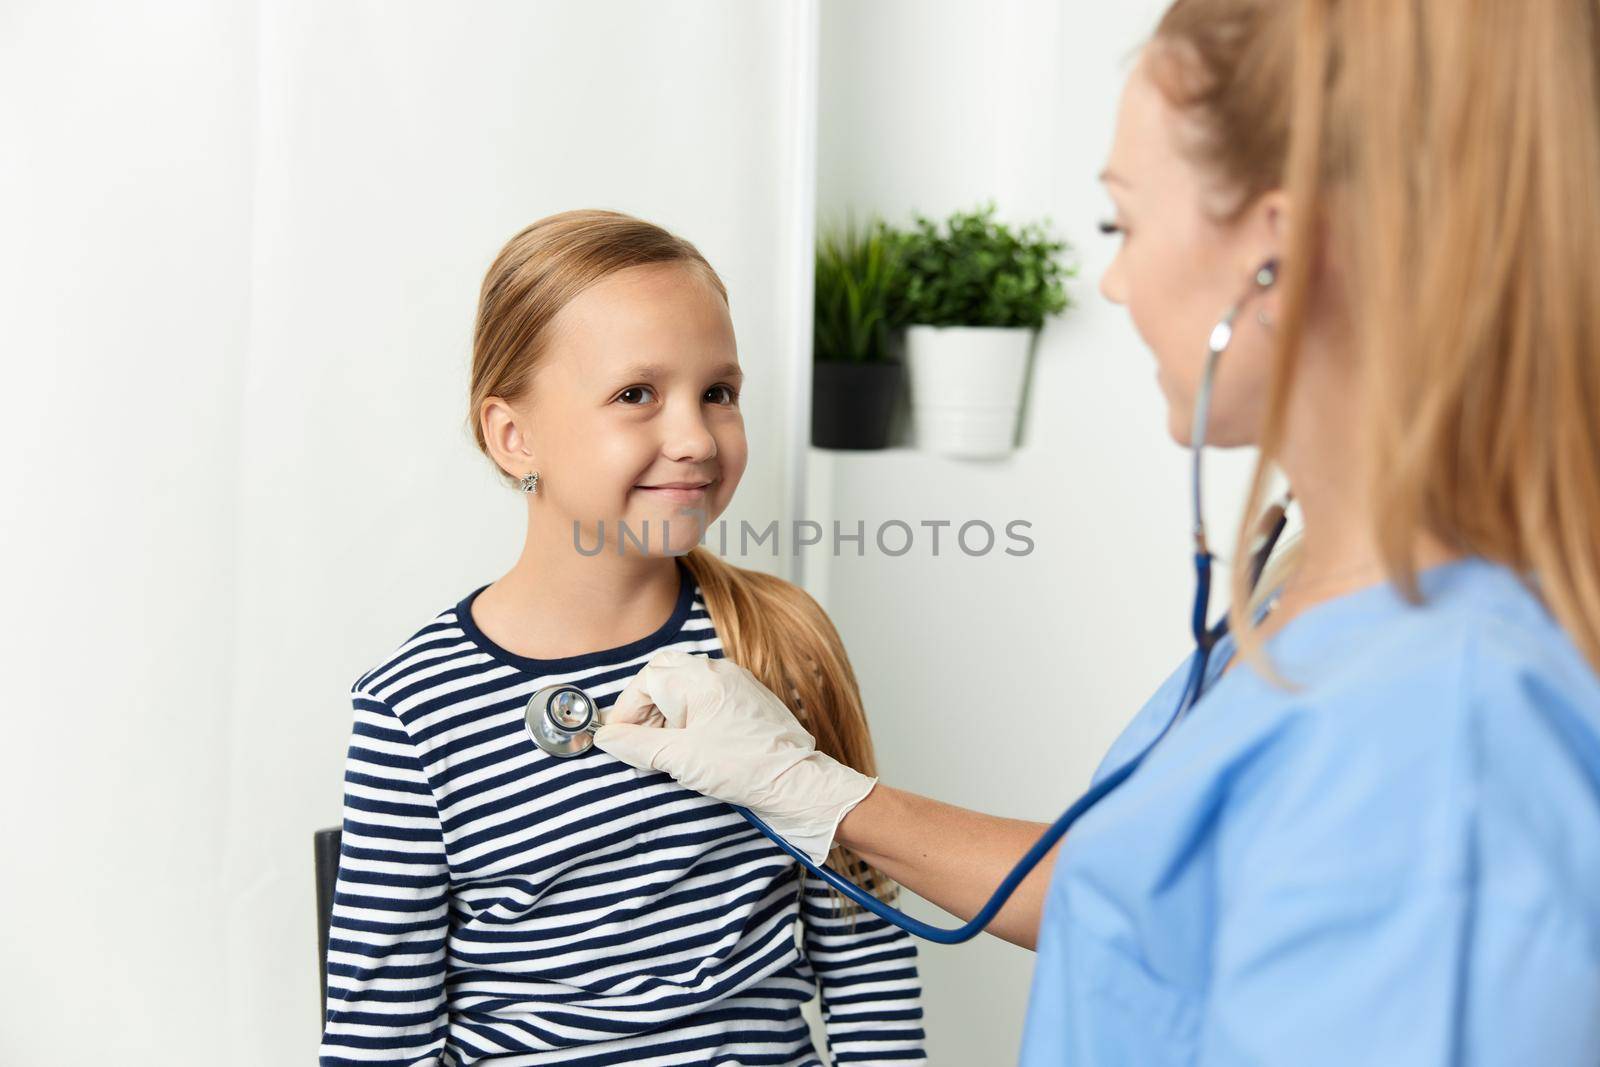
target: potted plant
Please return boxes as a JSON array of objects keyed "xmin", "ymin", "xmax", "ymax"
[
  {"xmin": 811, "ymin": 216, "xmax": 905, "ymax": 450},
  {"xmin": 892, "ymin": 202, "xmax": 1074, "ymax": 458}
]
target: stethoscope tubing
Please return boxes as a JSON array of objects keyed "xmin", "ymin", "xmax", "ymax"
[{"xmin": 731, "ymin": 756, "xmax": 1147, "ymax": 943}]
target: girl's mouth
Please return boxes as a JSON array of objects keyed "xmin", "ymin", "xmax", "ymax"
[{"xmin": 634, "ymin": 481, "xmax": 712, "ymax": 503}]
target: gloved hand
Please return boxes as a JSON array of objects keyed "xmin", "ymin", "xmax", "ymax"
[{"xmin": 595, "ymin": 649, "xmax": 877, "ymax": 867}]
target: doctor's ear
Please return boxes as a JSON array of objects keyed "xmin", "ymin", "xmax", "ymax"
[{"xmin": 1242, "ymin": 189, "xmax": 1289, "ymax": 286}]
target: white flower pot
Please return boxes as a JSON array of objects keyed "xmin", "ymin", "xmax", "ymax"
[{"xmin": 904, "ymin": 324, "xmax": 1036, "ymax": 458}]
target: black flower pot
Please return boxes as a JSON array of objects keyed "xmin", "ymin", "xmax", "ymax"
[{"xmin": 811, "ymin": 359, "xmax": 903, "ymax": 450}]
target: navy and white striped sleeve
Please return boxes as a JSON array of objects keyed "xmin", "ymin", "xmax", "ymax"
[
  {"xmin": 319, "ymin": 689, "xmax": 452, "ymax": 1066},
  {"xmin": 799, "ymin": 866, "xmax": 927, "ymax": 1064}
]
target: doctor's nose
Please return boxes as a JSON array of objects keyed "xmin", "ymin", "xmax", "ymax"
[{"xmin": 1099, "ymin": 258, "xmax": 1128, "ymax": 307}]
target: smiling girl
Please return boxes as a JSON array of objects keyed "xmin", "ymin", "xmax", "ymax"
[{"xmin": 317, "ymin": 210, "xmax": 926, "ymax": 1066}]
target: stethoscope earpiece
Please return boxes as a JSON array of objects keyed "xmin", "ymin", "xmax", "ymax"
[{"xmin": 525, "ymin": 683, "xmax": 600, "ymax": 758}]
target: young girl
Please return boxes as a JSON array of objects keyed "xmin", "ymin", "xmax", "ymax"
[{"xmin": 318, "ymin": 210, "xmax": 925, "ymax": 1066}]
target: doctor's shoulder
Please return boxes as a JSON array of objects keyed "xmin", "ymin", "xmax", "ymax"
[
  {"xmin": 1346, "ymin": 555, "xmax": 1600, "ymax": 766},
  {"xmin": 1216, "ymin": 556, "xmax": 1600, "ymax": 891},
  {"xmin": 1247, "ymin": 555, "xmax": 1596, "ymax": 738}
]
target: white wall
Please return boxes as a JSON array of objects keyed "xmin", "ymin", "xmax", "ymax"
[
  {"xmin": 1, "ymin": 2, "xmax": 815, "ymax": 1062},
  {"xmin": 809, "ymin": 0, "xmax": 1259, "ymax": 1061},
  {"xmin": 0, "ymin": 1, "xmax": 256, "ymax": 1059}
]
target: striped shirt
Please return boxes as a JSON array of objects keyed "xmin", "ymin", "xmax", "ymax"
[{"xmin": 320, "ymin": 559, "xmax": 926, "ymax": 1066}]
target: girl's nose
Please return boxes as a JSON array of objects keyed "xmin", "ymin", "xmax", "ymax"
[{"xmin": 661, "ymin": 399, "xmax": 718, "ymax": 461}]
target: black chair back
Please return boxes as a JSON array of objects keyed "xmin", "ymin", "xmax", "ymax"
[{"xmin": 313, "ymin": 826, "xmax": 342, "ymax": 1023}]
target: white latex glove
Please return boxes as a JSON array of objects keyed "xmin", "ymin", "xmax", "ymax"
[{"xmin": 594, "ymin": 649, "xmax": 877, "ymax": 867}]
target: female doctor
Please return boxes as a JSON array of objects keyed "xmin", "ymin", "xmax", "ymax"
[{"xmin": 596, "ymin": 0, "xmax": 1600, "ymax": 1061}]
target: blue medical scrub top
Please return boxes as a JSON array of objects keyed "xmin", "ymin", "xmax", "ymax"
[{"xmin": 1019, "ymin": 556, "xmax": 1600, "ymax": 1065}]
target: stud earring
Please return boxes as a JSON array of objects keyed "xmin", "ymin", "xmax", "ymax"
[{"xmin": 519, "ymin": 471, "xmax": 540, "ymax": 494}]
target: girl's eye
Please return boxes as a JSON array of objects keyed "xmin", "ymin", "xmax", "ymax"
[
  {"xmin": 1097, "ymin": 218, "xmax": 1126, "ymax": 237},
  {"xmin": 615, "ymin": 384, "xmax": 740, "ymax": 406}
]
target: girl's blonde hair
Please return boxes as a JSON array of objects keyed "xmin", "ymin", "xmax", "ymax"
[
  {"xmin": 1150, "ymin": 0, "xmax": 1600, "ymax": 675},
  {"xmin": 468, "ymin": 209, "xmax": 897, "ymax": 916}
]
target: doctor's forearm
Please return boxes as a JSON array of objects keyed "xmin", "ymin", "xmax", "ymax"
[{"xmin": 836, "ymin": 783, "xmax": 1056, "ymax": 951}]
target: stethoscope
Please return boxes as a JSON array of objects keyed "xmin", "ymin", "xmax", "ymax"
[{"xmin": 524, "ymin": 259, "xmax": 1290, "ymax": 944}]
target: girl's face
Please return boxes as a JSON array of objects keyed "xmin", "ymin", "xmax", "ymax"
[
  {"xmin": 1098, "ymin": 48, "xmax": 1285, "ymax": 447},
  {"xmin": 511, "ymin": 261, "xmax": 747, "ymax": 557}
]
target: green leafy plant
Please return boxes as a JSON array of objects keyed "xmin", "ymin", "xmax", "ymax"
[
  {"xmin": 814, "ymin": 215, "xmax": 905, "ymax": 363},
  {"xmin": 891, "ymin": 201, "xmax": 1074, "ymax": 329}
]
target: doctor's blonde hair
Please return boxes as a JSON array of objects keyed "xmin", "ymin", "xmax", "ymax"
[
  {"xmin": 467, "ymin": 209, "xmax": 897, "ymax": 918},
  {"xmin": 1152, "ymin": 0, "xmax": 1600, "ymax": 675}
]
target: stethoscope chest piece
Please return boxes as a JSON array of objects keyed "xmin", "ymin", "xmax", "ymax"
[{"xmin": 525, "ymin": 684, "xmax": 599, "ymax": 758}]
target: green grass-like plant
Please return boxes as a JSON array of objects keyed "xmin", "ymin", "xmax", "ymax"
[{"xmin": 814, "ymin": 216, "xmax": 904, "ymax": 364}]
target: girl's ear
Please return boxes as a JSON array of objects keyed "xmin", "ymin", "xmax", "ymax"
[{"xmin": 481, "ymin": 395, "xmax": 538, "ymax": 476}]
